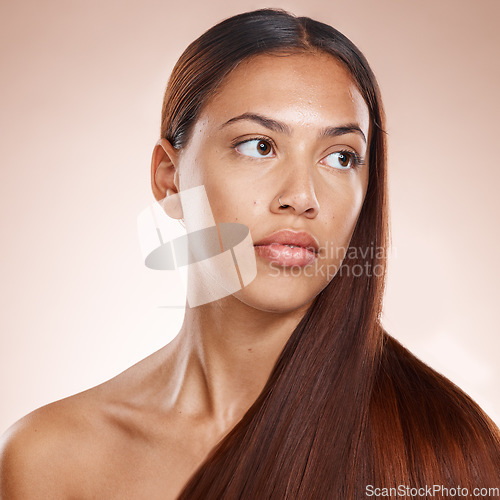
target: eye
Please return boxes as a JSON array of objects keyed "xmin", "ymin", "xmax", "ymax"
[
  {"xmin": 322, "ymin": 150, "xmax": 362, "ymax": 170},
  {"xmin": 235, "ymin": 138, "xmax": 274, "ymax": 158}
]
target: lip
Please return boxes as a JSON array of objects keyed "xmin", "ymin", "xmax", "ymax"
[
  {"xmin": 254, "ymin": 229, "xmax": 319, "ymax": 253},
  {"xmin": 253, "ymin": 229, "xmax": 319, "ymax": 267}
]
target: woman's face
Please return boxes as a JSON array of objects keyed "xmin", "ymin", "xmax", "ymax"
[{"xmin": 173, "ymin": 51, "xmax": 370, "ymax": 313}]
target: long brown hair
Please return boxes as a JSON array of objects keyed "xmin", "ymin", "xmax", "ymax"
[{"xmin": 160, "ymin": 9, "xmax": 500, "ymax": 498}]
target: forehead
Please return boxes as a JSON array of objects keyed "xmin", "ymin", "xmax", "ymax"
[{"xmin": 198, "ymin": 51, "xmax": 370, "ymax": 136}]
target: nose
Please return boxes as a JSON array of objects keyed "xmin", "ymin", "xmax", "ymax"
[{"xmin": 272, "ymin": 161, "xmax": 320, "ymax": 219}]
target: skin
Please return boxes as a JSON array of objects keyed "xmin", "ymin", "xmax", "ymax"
[{"xmin": 0, "ymin": 52, "xmax": 370, "ymax": 499}]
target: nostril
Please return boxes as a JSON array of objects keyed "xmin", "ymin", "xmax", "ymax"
[{"xmin": 278, "ymin": 196, "xmax": 290, "ymax": 209}]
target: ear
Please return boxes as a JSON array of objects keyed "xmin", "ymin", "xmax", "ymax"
[
  {"xmin": 151, "ymin": 138, "xmax": 180, "ymax": 201},
  {"xmin": 151, "ymin": 139, "xmax": 184, "ymax": 219}
]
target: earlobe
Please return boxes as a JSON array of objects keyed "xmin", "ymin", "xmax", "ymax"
[{"xmin": 162, "ymin": 189, "xmax": 184, "ymax": 219}]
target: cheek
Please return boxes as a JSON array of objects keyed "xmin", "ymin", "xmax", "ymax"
[
  {"xmin": 321, "ymin": 178, "xmax": 367, "ymax": 247},
  {"xmin": 348, "ymin": 180, "xmax": 367, "ymax": 222},
  {"xmin": 204, "ymin": 176, "xmax": 252, "ymax": 223}
]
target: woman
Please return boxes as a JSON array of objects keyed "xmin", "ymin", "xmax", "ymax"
[{"xmin": 1, "ymin": 8, "xmax": 499, "ymax": 499}]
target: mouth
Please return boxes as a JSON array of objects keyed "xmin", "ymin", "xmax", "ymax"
[{"xmin": 253, "ymin": 229, "xmax": 319, "ymax": 267}]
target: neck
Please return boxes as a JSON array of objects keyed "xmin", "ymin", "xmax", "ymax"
[{"xmin": 167, "ymin": 295, "xmax": 310, "ymax": 430}]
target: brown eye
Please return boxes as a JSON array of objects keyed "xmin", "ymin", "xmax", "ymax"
[
  {"xmin": 338, "ymin": 152, "xmax": 350, "ymax": 168},
  {"xmin": 257, "ymin": 140, "xmax": 271, "ymax": 155},
  {"xmin": 235, "ymin": 138, "xmax": 274, "ymax": 158},
  {"xmin": 322, "ymin": 151, "xmax": 357, "ymax": 170}
]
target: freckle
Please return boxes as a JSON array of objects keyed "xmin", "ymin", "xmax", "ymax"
[{"xmin": 248, "ymin": 348, "xmax": 253, "ymax": 352}]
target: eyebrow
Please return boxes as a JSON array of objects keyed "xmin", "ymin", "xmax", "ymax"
[{"xmin": 219, "ymin": 112, "xmax": 367, "ymax": 143}]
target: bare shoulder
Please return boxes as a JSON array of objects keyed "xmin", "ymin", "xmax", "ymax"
[
  {"xmin": 0, "ymin": 387, "xmax": 113, "ymax": 499},
  {"xmin": 0, "ymin": 347, "xmax": 183, "ymax": 499}
]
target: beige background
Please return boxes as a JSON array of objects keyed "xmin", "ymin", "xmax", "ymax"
[{"xmin": 1, "ymin": 0, "xmax": 499, "ymax": 433}]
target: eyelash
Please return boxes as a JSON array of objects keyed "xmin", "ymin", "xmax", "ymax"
[
  {"xmin": 232, "ymin": 137, "xmax": 366, "ymax": 170},
  {"xmin": 232, "ymin": 136, "xmax": 276, "ymax": 154},
  {"xmin": 335, "ymin": 149, "xmax": 366, "ymax": 169}
]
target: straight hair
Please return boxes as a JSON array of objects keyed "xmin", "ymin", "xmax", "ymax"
[{"xmin": 159, "ymin": 9, "xmax": 500, "ymax": 498}]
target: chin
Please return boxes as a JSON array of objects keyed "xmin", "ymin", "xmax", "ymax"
[
  {"xmin": 232, "ymin": 271, "xmax": 325, "ymax": 314},
  {"xmin": 234, "ymin": 292, "xmax": 313, "ymax": 314}
]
